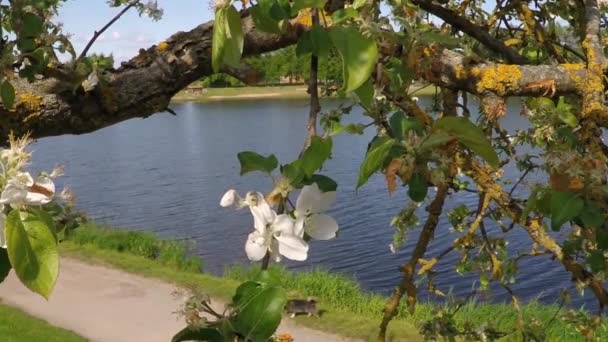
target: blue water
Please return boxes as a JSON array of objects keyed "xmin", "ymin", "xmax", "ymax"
[{"xmin": 30, "ymin": 97, "xmax": 599, "ymax": 309}]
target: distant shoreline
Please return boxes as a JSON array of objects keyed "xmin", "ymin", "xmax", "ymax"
[{"xmin": 171, "ymin": 84, "xmax": 437, "ymax": 103}]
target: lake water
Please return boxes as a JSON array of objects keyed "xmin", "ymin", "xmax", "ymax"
[{"xmin": 30, "ymin": 97, "xmax": 599, "ymax": 309}]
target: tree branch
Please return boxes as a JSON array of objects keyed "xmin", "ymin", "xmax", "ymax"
[
  {"xmin": 0, "ymin": 14, "xmax": 306, "ymax": 142},
  {"xmin": 411, "ymin": 0, "xmax": 530, "ymax": 64},
  {"xmin": 377, "ymin": 185, "xmax": 449, "ymax": 341},
  {"xmin": 77, "ymin": 0, "xmax": 139, "ymax": 62},
  {"xmin": 303, "ymin": 8, "xmax": 320, "ymax": 151}
]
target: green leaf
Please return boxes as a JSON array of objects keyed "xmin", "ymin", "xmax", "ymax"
[
  {"xmin": 251, "ymin": 5, "xmax": 283, "ymax": 34},
  {"xmin": 352, "ymin": 0, "xmax": 367, "ymax": 9},
  {"xmin": 329, "ymin": 25, "xmax": 378, "ymax": 92},
  {"xmin": 0, "ymin": 248, "xmax": 11, "ymax": 284},
  {"xmin": 587, "ymin": 252, "xmax": 606, "ymax": 273},
  {"xmin": 5, "ymin": 210, "xmax": 58, "ymax": 299},
  {"xmin": 292, "ymin": 0, "xmax": 327, "ymax": 12},
  {"xmin": 237, "ymin": 151, "xmax": 278, "ymax": 175},
  {"xmin": 172, "ymin": 327, "xmax": 223, "ymax": 342},
  {"xmin": 22, "ymin": 13, "xmax": 44, "ymax": 37},
  {"xmin": 310, "ymin": 24, "xmax": 331, "ymax": 58},
  {"xmin": 433, "ymin": 117, "xmax": 499, "ymax": 167},
  {"xmin": 556, "ymin": 96, "xmax": 578, "ymax": 127},
  {"xmin": 408, "ymin": 173, "xmax": 428, "ymax": 202},
  {"xmin": 579, "ymin": 202, "xmax": 604, "ymax": 229},
  {"xmin": 418, "ymin": 132, "xmax": 455, "ymax": 153},
  {"xmin": 1, "ymin": 80, "xmax": 15, "ymax": 110},
  {"xmin": 223, "ymin": 6, "xmax": 244, "ymax": 67},
  {"xmin": 354, "ymin": 79, "xmax": 373, "ymax": 109},
  {"xmin": 356, "ymin": 137, "xmax": 395, "ymax": 189},
  {"xmin": 331, "ymin": 8, "xmax": 358, "ymax": 24},
  {"xmin": 211, "ymin": 6, "xmax": 244, "ymax": 73},
  {"xmin": 389, "ymin": 112, "xmax": 423, "ymax": 140},
  {"xmin": 296, "ymin": 31, "xmax": 313, "ymax": 57},
  {"xmin": 300, "ymin": 136, "xmax": 332, "ymax": 177},
  {"xmin": 303, "ymin": 174, "xmax": 338, "ymax": 192},
  {"xmin": 597, "ymin": 229, "xmax": 608, "ymax": 250},
  {"xmin": 281, "ymin": 161, "xmax": 305, "ymax": 185},
  {"xmin": 416, "ymin": 31, "xmax": 460, "ymax": 48},
  {"xmin": 231, "ymin": 281, "xmax": 287, "ymax": 342},
  {"xmin": 17, "ymin": 38, "xmax": 36, "ymax": 53},
  {"xmin": 537, "ymin": 190, "xmax": 552, "ymax": 216},
  {"xmin": 550, "ymin": 192, "xmax": 584, "ymax": 231}
]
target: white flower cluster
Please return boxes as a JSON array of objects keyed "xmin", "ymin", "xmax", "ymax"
[
  {"xmin": 220, "ymin": 183, "xmax": 339, "ymax": 262},
  {"xmin": 0, "ymin": 135, "xmax": 58, "ymax": 249}
]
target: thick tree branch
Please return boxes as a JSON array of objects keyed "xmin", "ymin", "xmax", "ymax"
[
  {"xmin": 581, "ymin": 0, "xmax": 606, "ymax": 118},
  {"xmin": 411, "ymin": 0, "xmax": 530, "ymax": 64},
  {"xmin": 0, "ymin": 15, "xmax": 305, "ymax": 142}
]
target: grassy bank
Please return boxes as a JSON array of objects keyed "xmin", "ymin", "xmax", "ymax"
[
  {"xmin": 0, "ymin": 304, "xmax": 86, "ymax": 342},
  {"xmin": 171, "ymin": 84, "xmax": 438, "ymax": 103},
  {"xmin": 61, "ymin": 224, "xmax": 603, "ymax": 341}
]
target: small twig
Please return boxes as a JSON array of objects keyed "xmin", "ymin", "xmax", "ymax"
[
  {"xmin": 201, "ymin": 302, "xmax": 224, "ymax": 319},
  {"xmin": 165, "ymin": 107, "xmax": 178, "ymax": 116},
  {"xmin": 508, "ymin": 167, "xmax": 534, "ymax": 196},
  {"xmin": 544, "ymin": 292, "xmax": 566, "ymax": 330},
  {"xmin": 301, "ymin": 9, "xmax": 321, "ymax": 153},
  {"xmin": 77, "ymin": 0, "xmax": 139, "ymax": 62}
]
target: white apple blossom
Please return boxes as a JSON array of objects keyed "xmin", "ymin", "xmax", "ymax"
[
  {"xmin": 0, "ymin": 172, "xmax": 55, "ymax": 206},
  {"xmin": 294, "ymin": 183, "xmax": 339, "ymax": 240},
  {"xmin": 220, "ymin": 190, "xmax": 308, "ymax": 262}
]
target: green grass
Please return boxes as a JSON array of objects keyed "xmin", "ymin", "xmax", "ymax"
[
  {"xmin": 0, "ymin": 304, "xmax": 86, "ymax": 342},
  {"xmin": 65, "ymin": 223, "xmax": 202, "ymax": 273},
  {"xmin": 171, "ymin": 84, "xmax": 438, "ymax": 102},
  {"xmin": 60, "ymin": 224, "xmax": 605, "ymax": 341}
]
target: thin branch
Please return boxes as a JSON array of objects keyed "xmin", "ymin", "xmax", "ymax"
[
  {"xmin": 77, "ymin": 0, "xmax": 139, "ymax": 62},
  {"xmin": 411, "ymin": 0, "xmax": 530, "ymax": 64},
  {"xmin": 508, "ymin": 167, "xmax": 534, "ymax": 196},
  {"xmin": 377, "ymin": 185, "xmax": 449, "ymax": 341},
  {"xmin": 302, "ymin": 9, "xmax": 321, "ymax": 151}
]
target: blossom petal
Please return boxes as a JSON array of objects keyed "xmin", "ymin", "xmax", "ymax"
[
  {"xmin": 294, "ymin": 217, "xmax": 305, "ymax": 238},
  {"xmin": 34, "ymin": 176, "xmax": 55, "ymax": 196},
  {"xmin": 275, "ymin": 234, "xmax": 308, "ymax": 261},
  {"xmin": 306, "ymin": 214, "xmax": 339, "ymax": 240},
  {"xmin": 13, "ymin": 172, "xmax": 34, "ymax": 187},
  {"xmin": 25, "ymin": 176, "xmax": 55, "ymax": 205},
  {"xmin": 250, "ymin": 193, "xmax": 276, "ymax": 233},
  {"xmin": 24, "ymin": 192, "xmax": 52, "ymax": 205},
  {"xmin": 270, "ymin": 239, "xmax": 281, "ymax": 262},
  {"xmin": 220, "ymin": 189, "xmax": 238, "ymax": 207},
  {"xmin": 317, "ymin": 191, "xmax": 337, "ymax": 212},
  {"xmin": 245, "ymin": 232, "xmax": 268, "ymax": 261},
  {"xmin": 296, "ymin": 183, "xmax": 320, "ymax": 214},
  {"xmin": 273, "ymin": 214, "xmax": 296, "ymax": 235},
  {"xmin": 0, "ymin": 184, "xmax": 27, "ymax": 205}
]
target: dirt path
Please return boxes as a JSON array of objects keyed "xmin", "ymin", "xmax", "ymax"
[{"xmin": 0, "ymin": 258, "xmax": 353, "ymax": 342}]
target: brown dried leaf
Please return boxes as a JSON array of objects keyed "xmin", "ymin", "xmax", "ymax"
[{"xmin": 385, "ymin": 158, "xmax": 403, "ymax": 195}]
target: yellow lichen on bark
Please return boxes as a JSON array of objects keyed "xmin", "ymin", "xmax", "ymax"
[
  {"xmin": 580, "ymin": 39, "xmax": 605, "ymax": 117},
  {"xmin": 476, "ymin": 65, "xmax": 522, "ymax": 95},
  {"xmin": 17, "ymin": 93, "xmax": 42, "ymax": 112},
  {"xmin": 294, "ymin": 8, "xmax": 332, "ymax": 27},
  {"xmin": 156, "ymin": 41, "xmax": 170, "ymax": 52}
]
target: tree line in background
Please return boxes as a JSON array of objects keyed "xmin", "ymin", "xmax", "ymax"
[{"xmin": 201, "ymin": 46, "xmax": 342, "ymax": 88}]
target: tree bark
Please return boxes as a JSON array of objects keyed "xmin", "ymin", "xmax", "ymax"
[
  {"xmin": 0, "ymin": 1, "xmax": 604, "ymax": 142},
  {"xmin": 0, "ymin": 16, "xmax": 303, "ymax": 142}
]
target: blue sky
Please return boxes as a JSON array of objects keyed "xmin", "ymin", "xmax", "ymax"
[{"xmin": 57, "ymin": 0, "xmax": 214, "ymax": 64}]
